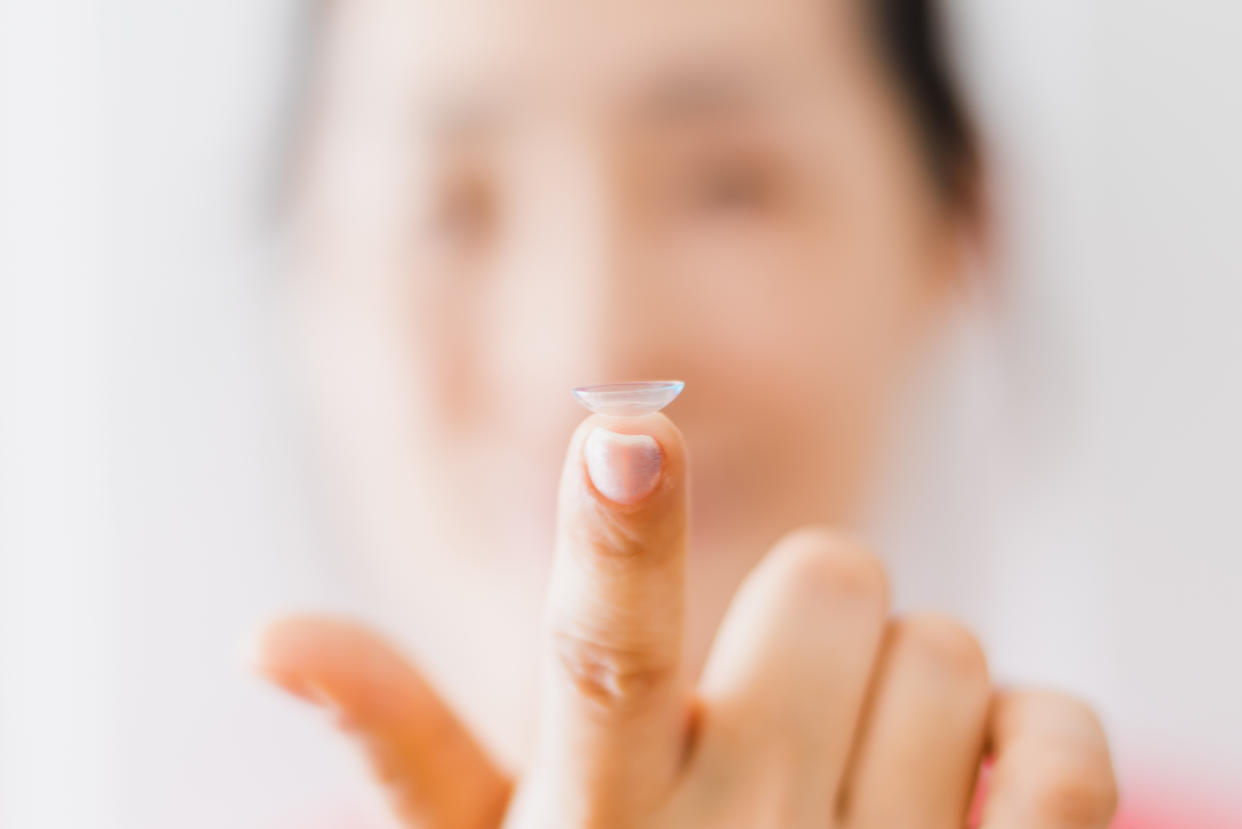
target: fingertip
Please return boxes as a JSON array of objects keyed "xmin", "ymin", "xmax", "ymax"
[
  {"xmin": 584, "ymin": 428, "xmax": 663, "ymax": 505},
  {"xmin": 247, "ymin": 613, "xmax": 320, "ymax": 671},
  {"xmin": 245, "ymin": 614, "xmax": 327, "ymax": 702},
  {"xmin": 986, "ymin": 689, "xmax": 1119, "ymax": 827},
  {"xmin": 894, "ymin": 612, "xmax": 990, "ymax": 683},
  {"xmin": 763, "ymin": 526, "xmax": 890, "ymax": 613},
  {"xmin": 246, "ymin": 614, "xmax": 384, "ymax": 709},
  {"xmin": 247, "ymin": 615, "xmax": 512, "ymax": 826},
  {"xmin": 569, "ymin": 412, "xmax": 686, "ymax": 475},
  {"xmin": 567, "ymin": 413, "xmax": 686, "ymax": 516},
  {"xmin": 556, "ymin": 412, "xmax": 689, "ymax": 563}
]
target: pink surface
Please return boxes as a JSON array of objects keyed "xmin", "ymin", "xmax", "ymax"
[
  {"xmin": 300, "ymin": 772, "xmax": 1242, "ymax": 827},
  {"xmin": 1112, "ymin": 795, "xmax": 1242, "ymax": 828},
  {"xmin": 1111, "ymin": 772, "xmax": 1242, "ymax": 828},
  {"xmin": 966, "ymin": 764, "xmax": 1241, "ymax": 828}
]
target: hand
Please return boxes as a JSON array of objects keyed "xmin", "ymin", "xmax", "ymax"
[{"xmin": 255, "ymin": 413, "xmax": 1118, "ymax": 828}]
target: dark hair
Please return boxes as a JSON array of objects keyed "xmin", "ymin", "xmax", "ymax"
[
  {"xmin": 870, "ymin": 0, "xmax": 978, "ymax": 208},
  {"xmin": 286, "ymin": 1, "xmax": 978, "ymax": 212}
]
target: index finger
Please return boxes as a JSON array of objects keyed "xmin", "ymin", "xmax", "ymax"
[{"xmin": 522, "ymin": 413, "xmax": 689, "ymax": 825}]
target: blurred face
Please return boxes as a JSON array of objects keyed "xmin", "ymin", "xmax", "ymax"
[{"xmin": 291, "ymin": 0, "xmax": 968, "ymax": 752}]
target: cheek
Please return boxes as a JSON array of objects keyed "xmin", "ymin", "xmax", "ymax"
[
  {"xmin": 293, "ymin": 211, "xmax": 471, "ymax": 489},
  {"xmin": 408, "ymin": 277, "xmax": 481, "ymax": 429},
  {"xmin": 662, "ymin": 212, "xmax": 921, "ymax": 420}
]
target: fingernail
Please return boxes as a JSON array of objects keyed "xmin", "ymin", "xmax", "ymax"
[{"xmin": 584, "ymin": 428, "xmax": 662, "ymax": 505}]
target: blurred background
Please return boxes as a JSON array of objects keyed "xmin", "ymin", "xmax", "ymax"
[{"xmin": 2, "ymin": 1, "xmax": 1240, "ymax": 827}]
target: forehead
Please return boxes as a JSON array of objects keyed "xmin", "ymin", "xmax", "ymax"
[{"xmin": 325, "ymin": 0, "xmax": 874, "ymax": 112}]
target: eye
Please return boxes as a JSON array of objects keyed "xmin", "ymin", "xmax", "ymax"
[
  {"xmin": 687, "ymin": 156, "xmax": 774, "ymax": 213},
  {"xmin": 428, "ymin": 167, "xmax": 496, "ymax": 250}
]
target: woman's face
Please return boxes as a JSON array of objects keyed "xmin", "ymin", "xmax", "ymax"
[{"xmin": 292, "ymin": 0, "xmax": 966, "ymax": 618}]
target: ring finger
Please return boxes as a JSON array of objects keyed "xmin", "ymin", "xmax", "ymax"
[{"xmin": 840, "ymin": 614, "xmax": 991, "ymax": 828}]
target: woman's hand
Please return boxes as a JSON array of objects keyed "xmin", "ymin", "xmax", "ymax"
[{"xmin": 255, "ymin": 413, "xmax": 1117, "ymax": 828}]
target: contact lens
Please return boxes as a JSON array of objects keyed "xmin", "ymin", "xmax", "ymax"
[{"xmin": 572, "ymin": 381, "xmax": 685, "ymax": 417}]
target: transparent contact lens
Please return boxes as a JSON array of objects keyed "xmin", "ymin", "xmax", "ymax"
[{"xmin": 572, "ymin": 381, "xmax": 685, "ymax": 417}]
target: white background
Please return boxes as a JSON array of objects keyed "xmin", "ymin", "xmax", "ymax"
[{"xmin": 2, "ymin": 1, "xmax": 1240, "ymax": 827}]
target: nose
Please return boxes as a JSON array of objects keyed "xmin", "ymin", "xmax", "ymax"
[{"xmin": 492, "ymin": 134, "xmax": 678, "ymax": 411}]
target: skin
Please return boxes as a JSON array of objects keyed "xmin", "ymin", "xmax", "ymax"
[{"xmin": 256, "ymin": 0, "xmax": 1120, "ymax": 824}]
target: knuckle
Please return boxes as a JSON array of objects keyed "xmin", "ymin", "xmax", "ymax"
[
  {"xmin": 1002, "ymin": 691, "xmax": 1119, "ymax": 826},
  {"xmin": 1027, "ymin": 754, "xmax": 1119, "ymax": 825},
  {"xmin": 771, "ymin": 526, "xmax": 890, "ymax": 612},
  {"xmin": 572, "ymin": 500, "xmax": 647, "ymax": 559},
  {"xmin": 552, "ymin": 628, "xmax": 674, "ymax": 716},
  {"xmin": 570, "ymin": 496, "xmax": 684, "ymax": 565},
  {"xmin": 1040, "ymin": 690, "xmax": 1111, "ymax": 744},
  {"xmin": 897, "ymin": 613, "xmax": 989, "ymax": 683}
]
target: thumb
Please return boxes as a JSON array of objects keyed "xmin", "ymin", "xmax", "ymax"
[{"xmin": 252, "ymin": 615, "xmax": 511, "ymax": 829}]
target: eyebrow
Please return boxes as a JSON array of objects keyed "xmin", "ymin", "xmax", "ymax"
[
  {"xmin": 423, "ymin": 59, "xmax": 773, "ymax": 142},
  {"xmin": 632, "ymin": 61, "xmax": 769, "ymax": 125}
]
